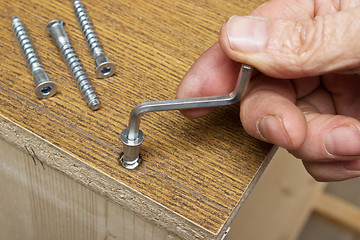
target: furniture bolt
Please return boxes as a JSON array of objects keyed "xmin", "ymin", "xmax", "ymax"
[
  {"xmin": 12, "ymin": 16, "xmax": 58, "ymax": 99},
  {"xmin": 46, "ymin": 19, "xmax": 100, "ymax": 111},
  {"xmin": 73, "ymin": 0, "xmax": 116, "ymax": 79}
]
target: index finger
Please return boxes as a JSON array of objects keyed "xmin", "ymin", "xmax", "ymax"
[{"xmin": 176, "ymin": 43, "xmax": 240, "ymax": 118}]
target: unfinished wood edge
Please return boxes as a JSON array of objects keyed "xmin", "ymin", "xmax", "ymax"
[
  {"xmin": 313, "ymin": 192, "xmax": 360, "ymax": 235},
  {"xmin": 216, "ymin": 145, "xmax": 278, "ymax": 240},
  {"xmin": 0, "ymin": 114, "xmax": 214, "ymax": 240},
  {"xmin": 286, "ymin": 173, "xmax": 327, "ymax": 239},
  {"xmin": 289, "ymin": 184, "xmax": 327, "ymax": 240},
  {"xmin": 269, "ymin": 149, "xmax": 327, "ymax": 240}
]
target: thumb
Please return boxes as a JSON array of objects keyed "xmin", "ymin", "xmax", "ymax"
[{"xmin": 219, "ymin": 8, "xmax": 360, "ymax": 78}]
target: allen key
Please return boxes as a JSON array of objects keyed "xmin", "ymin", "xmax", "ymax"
[{"xmin": 120, "ymin": 64, "xmax": 254, "ymax": 169}]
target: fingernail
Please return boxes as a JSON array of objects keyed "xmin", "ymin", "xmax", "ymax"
[
  {"xmin": 257, "ymin": 115, "xmax": 293, "ymax": 149},
  {"xmin": 325, "ymin": 124, "xmax": 360, "ymax": 156},
  {"xmin": 226, "ymin": 16, "xmax": 268, "ymax": 53}
]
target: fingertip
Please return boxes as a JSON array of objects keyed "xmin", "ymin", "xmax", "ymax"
[
  {"xmin": 256, "ymin": 114, "xmax": 295, "ymax": 149},
  {"xmin": 324, "ymin": 124, "xmax": 360, "ymax": 157},
  {"xmin": 255, "ymin": 111, "xmax": 306, "ymax": 150},
  {"xmin": 226, "ymin": 16, "xmax": 268, "ymax": 53},
  {"xmin": 239, "ymin": 76, "xmax": 306, "ymax": 150},
  {"xmin": 219, "ymin": 17, "xmax": 273, "ymax": 77},
  {"xmin": 241, "ymin": 95, "xmax": 306, "ymax": 150}
]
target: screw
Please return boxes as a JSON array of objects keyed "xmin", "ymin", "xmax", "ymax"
[
  {"xmin": 73, "ymin": 0, "xmax": 116, "ymax": 79},
  {"xmin": 12, "ymin": 16, "xmax": 58, "ymax": 99},
  {"xmin": 46, "ymin": 20, "xmax": 100, "ymax": 111}
]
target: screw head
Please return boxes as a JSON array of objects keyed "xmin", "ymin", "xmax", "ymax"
[
  {"xmin": 95, "ymin": 61, "xmax": 116, "ymax": 78},
  {"xmin": 33, "ymin": 69, "xmax": 58, "ymax": 99},
  {"xmin": 35, "ymin": 81, "xmax": 58, "ymax": 99},
  {"xmin": 45, "ymin": 20, "xmax": 65, "ymax": 34}
]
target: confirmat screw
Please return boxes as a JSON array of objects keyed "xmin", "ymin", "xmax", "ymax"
[
  {"xmin": 73, "ymin": 0, "xmax": 116, "ymax": 79},
  {"xmin": 12, "ymin": 16, "xmax": 58, "ymax": 99},
  {"xmin": 46, "ymin": 20, "xmax": 100, "ymax": 111}
]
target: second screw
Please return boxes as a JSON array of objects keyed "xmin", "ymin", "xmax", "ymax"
[{"xmin": 46, "ymin": 20, "xmax": 100, "ymax": 111}]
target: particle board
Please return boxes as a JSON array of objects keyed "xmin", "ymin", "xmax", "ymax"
[{"xmin": 0, "ymin": 0, "xmax": 272, "ymax": 239}]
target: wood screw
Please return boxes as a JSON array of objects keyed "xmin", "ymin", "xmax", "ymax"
[
  {"xmin": 73, "ymin": 0, "xmax": 116, "ymax": 79},
  {"xmin": 46, "ymin": 19, "xmax": 100, "ymax": 111},
  {"xmin": 12, "ymin": 16, "xmax": 58, "ymax": 99}
]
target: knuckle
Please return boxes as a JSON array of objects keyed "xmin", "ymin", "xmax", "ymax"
[
  {"xmin": 290, "ymin": 19, "xmax": 324, "ymax": 73},
  {"xmin": 268, "ymin": 18, "xmax": 325, "ymax": 75}
]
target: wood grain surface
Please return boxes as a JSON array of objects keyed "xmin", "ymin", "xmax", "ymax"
[{"xmin": 0, "ymin": 0, "xmax": 271, "ymax": 239}]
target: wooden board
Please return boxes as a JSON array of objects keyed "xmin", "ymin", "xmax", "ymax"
[
  {"xmin": 314, "ymin": 193, "xmax": 360, "ymax": 235},
  {"xmin": 0, "ymin": 0, "xmax": 271, "ymax": 239},
  {"xmin": 227, "ymin": 148, "xmax": 326, "ymax": 240},
  {"xmin": 0, "ymin": 136, "xmax": 181, "ymax": 240}
]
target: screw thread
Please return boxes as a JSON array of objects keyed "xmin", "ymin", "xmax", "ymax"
[
  {"xmin": 46, "ymin": 20, "xmax": 100, "ymax": 110},
  {"xmin": 12, "ymin": 16, "xmax": 41, "ymax": 73},
  {"xmin": 72, "ymin": 0, "xmax": 116, "ymax": 79},
  {"xmin": 12, "ymin": 16, "xmax": 57, "ymax": 99},
  {"xmin": 60, "ymin": 43, "xmax": 100, "ymax": 110},
  {"xmin": 73, "ymin": 0, "xmax": 103, "ymax": 57}
]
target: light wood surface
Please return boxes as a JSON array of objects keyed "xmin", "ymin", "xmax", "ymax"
[
  {"xmin": 0, "ymin": 136, "xmax": 180, "ymax": 240},
  {"xmin": 0, "ymin": 0, "xmax": 271, "ymax": 239},
  {"xmin": 227, "ymin": 148, "xmax": 326, "ymax": 240},
  {"xmin": 314, "ymin": 193, "xmax": 360, "ymax": 235}
]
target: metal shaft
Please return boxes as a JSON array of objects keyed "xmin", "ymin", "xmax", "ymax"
[
  {"xmin": 12, "ymin": 16, "xmax": 57, "ymax": 99},
  {"xmin": 120, "ymin": 64, "xmax": 253, "ymax": 169},
  {"xmin": 73, "ymin": 0, "xmax": 116, "ymax": 78},
  {"xmin": 46, "ymin": 20, "xmax": 100, "ymax": 111}
]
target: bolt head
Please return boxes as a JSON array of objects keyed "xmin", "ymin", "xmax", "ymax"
[
  {"xmin": 35, "ymin": 81, "xmax": 58, "ymax": 99},
  {"xmin": 33, "ymin": 69, "xmax": 58, "ymax": 99},
  {"xmin": 45, "ymin": 20, "xmax": 65, "ymax": 34},
  {"xmin": 95, "ymin": 61, "xmax": 116, "ymax": 79}
]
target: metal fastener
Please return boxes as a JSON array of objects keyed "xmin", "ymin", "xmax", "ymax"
[
  {"xmin": 46, "ymin": 20, "xmax": 100, "ymax": 111},
  {"xmin": 73, "ymin": 0, "xmax": 116, "ymax": 78},
  {"xmin": 12, "ymin": 16, "xmax": 57, "ymax": 99},
  {"xmin": 120, "ymin": 64, "xmax": 254, "ymax": 169}
]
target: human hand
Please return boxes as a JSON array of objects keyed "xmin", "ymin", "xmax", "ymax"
[{"xmin": 176, "ymin": 0, "xmax": 360, "ymax": 181}]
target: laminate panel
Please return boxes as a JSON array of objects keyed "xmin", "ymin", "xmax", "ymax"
[{"xmin": 0, "ymin": 0, "xmax": 271, "ymax": 239}]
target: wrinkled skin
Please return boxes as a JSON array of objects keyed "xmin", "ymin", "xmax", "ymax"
[{"xmin": 176, "ymin": 0, "xmax": 360, "ymax": 181}]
